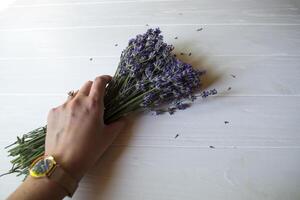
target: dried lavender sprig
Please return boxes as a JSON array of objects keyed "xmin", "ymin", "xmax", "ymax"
[{"xmin": 3, "ymin": 28, "xmax": 213, "ymax": 178}]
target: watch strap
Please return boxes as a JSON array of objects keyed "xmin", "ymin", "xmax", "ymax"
[{"xmin": 48, "ymin": 165, "xmax": 78, "ymax": 197}]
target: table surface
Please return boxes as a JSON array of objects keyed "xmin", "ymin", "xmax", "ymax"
[{"xmin": 0, "ymin": 0, "xmax": 300, "ymax": 199}]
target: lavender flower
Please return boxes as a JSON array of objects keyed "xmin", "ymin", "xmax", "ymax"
[{"xmin": 105, "ymin": 28, "xmax": 213, "ymax": 122}]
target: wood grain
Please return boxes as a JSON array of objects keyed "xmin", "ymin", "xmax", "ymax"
[
  {"xmin": 0, "ymin": 56, "xmax": 300, "ymax": 95},
  {"xmin": 1, "ymin": 0, "xmax": 300, "ymax": 30},
  {"xmin": 0, "ymin": 0, "xmax": 299, "ymax": 199}
]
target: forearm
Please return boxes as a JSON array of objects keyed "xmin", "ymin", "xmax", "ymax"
[{"xmin": 7, "ymin": 176, "xmax": 67, "ymax": 200}]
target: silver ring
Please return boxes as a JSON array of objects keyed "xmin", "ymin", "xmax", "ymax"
[{"xmin": 67, "ymin": 90, "xmax": 75, "ymax": 97}]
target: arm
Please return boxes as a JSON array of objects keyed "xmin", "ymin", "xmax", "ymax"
[
  {"xmin": 7, "ymin": 177, "xmax": 67, "ymax": 199},
  {"xmin": 8, "ymin": 75, "xmax": 126, "ymax": 200}
]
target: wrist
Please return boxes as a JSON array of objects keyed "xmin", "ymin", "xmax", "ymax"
[
  {"xmin": 52, "ymin": 154, "xmax": 86, "ymax": 181},
  {"xmin": 26, "ymin": 175, "xmax": 68, "ymax": 198},
  {"xmin": 29, "ymin": 155, "xmax": 80, "ymax": 197}
]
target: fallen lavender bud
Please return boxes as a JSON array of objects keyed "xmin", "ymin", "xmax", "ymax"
[
  {"xmin": 168, "ymin": 107, "xmax": 176, "ymax": 115},
  {"xmin": 201, "ymin": 89, "xmax": 217, "ymax": 98}
]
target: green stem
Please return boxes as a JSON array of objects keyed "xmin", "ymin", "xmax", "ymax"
[{"xmin": 105, "ymin": 88, "xmax": 155, "ymax": 120}]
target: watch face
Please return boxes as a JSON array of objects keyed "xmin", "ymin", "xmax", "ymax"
[{"xmin": 29, "ymin": 156, "xmax": 56, "ymax": 178}]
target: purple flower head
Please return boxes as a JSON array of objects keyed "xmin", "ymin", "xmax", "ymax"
[
  {"xmin": 175, "ymin": 102, "xmax": 191, "ymax": 110},
  {"xmin": 110, "ymin": 28, "xmax": 211, "ymax": 113},
  {"xmin": 201, "ymin": 89, "xmax": 217, "ymax": 98},
  {"xmin": 118, "ymin": 28, "xmax": 172, "ymax": 80}
]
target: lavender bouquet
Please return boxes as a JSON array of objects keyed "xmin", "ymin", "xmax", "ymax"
[{"xmin": 3, "ymin": 28, "xmax": 216, "ymax": 178}]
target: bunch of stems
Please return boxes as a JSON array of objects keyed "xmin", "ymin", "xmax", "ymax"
[
  {"xmin": 2, "ymin": 28, "xmax": 207, "ymax": 178},
  {"xmin": 2, "ymin": 77, "xmax": 154, "ymax": 178}
]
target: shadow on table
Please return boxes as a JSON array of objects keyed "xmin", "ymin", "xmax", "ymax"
[
  {"xmin": 75, "ymin": 46, "xmax": 226, "ymax": 199},
  {"xmin": 172, "ymin": 40, "xmax": 227, "ymax": 92},
  {"xmin": 75, "ymin": 113, "xmax": 142, "ymax": 200}
]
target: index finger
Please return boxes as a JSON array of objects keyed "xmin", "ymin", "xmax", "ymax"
[{"xmin": 89, "ymin": 75, "xmax": 112, "ymax": 101}]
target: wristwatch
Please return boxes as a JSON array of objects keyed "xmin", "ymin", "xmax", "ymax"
[{"xmin": 29, "ymin": 155, "xmax": 78, "ymax": 197}]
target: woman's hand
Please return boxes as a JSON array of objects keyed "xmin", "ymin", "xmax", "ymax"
[
  {"xmin": 8, "ymin": 75, "xmax": 126, "ymax": 200},
  {"xmin": 45, "ymin": 75, "xmax": 125, "ymax": 180}
]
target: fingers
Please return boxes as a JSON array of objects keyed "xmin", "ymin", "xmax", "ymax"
[
  {"xmin": 89, "ymin": 75, "xmax": 112, "ymax": 101},
  {"xmin": 78, "ymin": 80, "xmax": 93, "ymax": 96},
  {"xmin": 73, "ymin": 90, "xmax": 79, "ymax": 98},
  {"xmin": 71, "ymin": 75, "xmax": 111, "ymax": 101}
]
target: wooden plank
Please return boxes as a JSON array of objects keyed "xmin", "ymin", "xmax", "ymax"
[
  {"xmin": 1, "ymin": 0, "xmax": 300, "ymax": 30},
  {"xmin": 0, "ymin": 95, "xmax": 63, "ymax": 142},
  {"xmin": 1, "ymin": 144, "xmax": 300, "ymax": 200},
  {"xmin": 0, "ymin": 56, "xmax": 300, "ymax": 95},
  {"xmin": 0, "ymin": 95, "xmax": 299, "ymax": 147},
  {"xmin": 10, "ymin": 0, "xmax": 300, "ymax": 7},
  {"xmin": 13, "ymin": 0, "xmax": 184, "ymax": 5},
  {"xmin": 113, "ymin": 96, "xmax": 300, "ymax": 148},
  {"xmin": 0, "ymin": 25, "xmax": 299, "ymax": 58},
  {"xmin": 74, "ymin": 147, "xmax": 300, "ymax": 200},
  {"xmin": 13, "ymin": 0, "xmax": 299, "ymax": 9},
  {"xmin": 9, "ymin": 0, "xmax": 300, "ymax": 10}
]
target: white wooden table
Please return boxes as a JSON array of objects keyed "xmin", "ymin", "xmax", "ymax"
[{"xmin": 0, "ymin": 0, "xmax": 300, "ymax": 199}]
